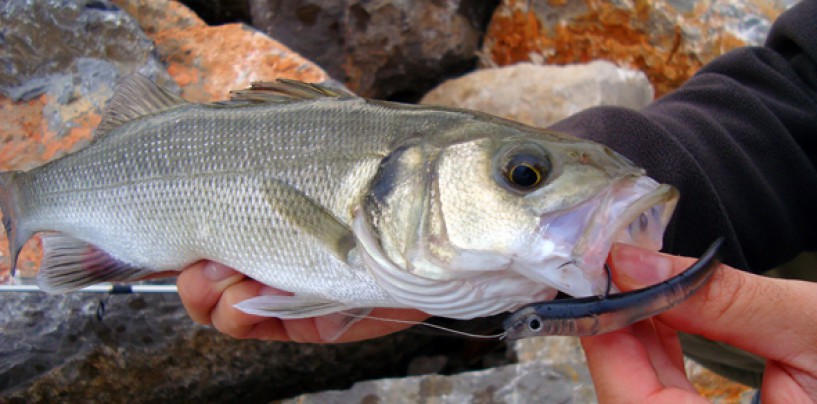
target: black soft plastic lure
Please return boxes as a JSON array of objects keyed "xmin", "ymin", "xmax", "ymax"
[{"xmin": 503, "ymin": 238, "xmax": 724, "ymax": 339}]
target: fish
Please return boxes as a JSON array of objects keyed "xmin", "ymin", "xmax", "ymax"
[
  {"xmin": 502, "ymin": 238, "xmax": 724, "ymax": 339},
  {"xmin": 0, "ymin": 75, "xmax": 678, "ymax": 339}
]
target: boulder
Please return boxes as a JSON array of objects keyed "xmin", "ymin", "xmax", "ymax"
[
  {"xmin": 249, "ymin": 0, "xmax": 499, "ymax": 100},
  {"xmin": 0, "ymin": 291, "xmax": 442, "ymax": 402},
  {"xmin": 482, "ymin": 0, "xmax": 795, "ymax": 96},
  {"xmin": 284, "ymin": 359, "xmax": 595, "ymax": 403},
  {"xmin": 111, "ymin": 0, "xmax": 328, "ymax": 102},
  {"xmin": 421, "ymin": 61, "xmax": 653, "ymax": 128}
]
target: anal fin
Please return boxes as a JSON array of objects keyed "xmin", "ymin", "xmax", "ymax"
[{"xmin": 37, "ymin": 233, "xmax": 155, "ymax": 293}]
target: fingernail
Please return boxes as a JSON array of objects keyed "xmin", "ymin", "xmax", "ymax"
[
  {"xmin": 203, "ymin": 262, "xmax": 237, "ymax": 282},
  {"xmin": 611, "ymin": 243, "xmax": 673, "ymax": 286}
]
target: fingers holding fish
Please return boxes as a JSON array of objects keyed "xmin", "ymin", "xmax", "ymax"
[
  {"xmin": 177, "ymin": 260, "xmax": 428, "ymax": 342},
  {"xmin": 210, "ymin": 278, "xmax": 292, "ymax": 341},
  {"xmin": 177, "ymin": 261, "xmax": 246, "ymax": 325}
]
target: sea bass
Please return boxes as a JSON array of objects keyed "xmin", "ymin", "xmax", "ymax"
[{"xmin": 0, "ymin": 75, "xmax": 678, "ymax": 332}]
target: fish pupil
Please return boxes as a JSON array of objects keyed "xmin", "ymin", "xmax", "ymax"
[
  {"xmin": 510, "ymin": 164, "xmax": 539, "ymax": 187},
  {"xmin": 527, "ymin": 316, "xmax": 542, "ymax": 331}
]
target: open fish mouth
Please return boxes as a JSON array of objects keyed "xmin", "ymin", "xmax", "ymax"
[{"xmin": 535, "ymin": 175, "xmax": 679, "ymax": 297}]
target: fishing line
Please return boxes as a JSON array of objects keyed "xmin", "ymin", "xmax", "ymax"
[{"xmin": 340, "ymin": 311, "xmax": 507, "ymax": 340}]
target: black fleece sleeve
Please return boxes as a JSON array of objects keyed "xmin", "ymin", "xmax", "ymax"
[{"xmin": 549, "ymin": 0, "xmax": 817, "ymax": 274}]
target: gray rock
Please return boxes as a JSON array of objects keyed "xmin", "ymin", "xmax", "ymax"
[
  {"xmin": 285, "ymin": 359, "xmax": 595, "ymax": 404},
  {"xmin": 249, "ymin": 0, "xmax": 347, "ymax": 83},
  {"xmin": 249, "ymin": 0, "xmax": 499, "ymax": 100},
  {"xmin": 0, "ymin": 290, "xmax": 442, "ymax": 402},
  {"xmin": 0, "ymin": 0, "xmax": 175, "ymax": 101},
  {"xmin": 421, "ymin": 61, "xmax": 653, "ymax": 128}
]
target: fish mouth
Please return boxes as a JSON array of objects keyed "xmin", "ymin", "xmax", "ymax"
[
  {"xmin": 537, "ymin": 175, "xmax": 678, "ymax": 297},
  {"xmin": 578, "ymin": 176, "xmax": 678, "ymax": 295}
]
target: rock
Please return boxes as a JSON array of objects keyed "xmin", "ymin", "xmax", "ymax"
[
  {"xmin": 249, "ymin": 0, "xmax": 348, "ymax": 84},
  {"xmin": 0, "ymin": 0, "xmax": 175, "ymax": 170},
  {"xmin": 111, "ymin": 0, "xmax": 329, "ymax": 102},
  {"xmin": 420, "ymin": 61, "xmax": 653, "ymax": 128},
  {"xmin": 482, "ymin": 0, "xmax": 795, "ymax": 97},
  {"xmin": 249, "ymin": 0, "xmax": 499, "ymax": 100},
  {"xmin": 0, "ymin": 292, "xmax": 442, "ymax": 402},
  {"xmin": 284, "ymin": 360, "xmax": 595, "ymax": 404}
]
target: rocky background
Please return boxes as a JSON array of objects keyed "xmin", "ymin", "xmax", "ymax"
[{"xmin": 0, "ymin": 0, "xmax": 795, "ymax": 402}]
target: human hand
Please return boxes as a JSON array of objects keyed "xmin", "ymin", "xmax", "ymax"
[
  {"xmin": 176, "ymin": 261, "xmax": 429, "ymax": 343},
  {"xmin": 581, "ymin": 243, "xmax": 817, "ymax": 403}
]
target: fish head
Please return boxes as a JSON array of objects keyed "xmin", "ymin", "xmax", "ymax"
[{"xmin": 361, "ymin": 119, "xmax": 678, "ymax": 298}]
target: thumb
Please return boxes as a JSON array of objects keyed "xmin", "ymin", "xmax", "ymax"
[{"xmin": 608, "ymin": 243, "xmax": 817, "ymax": 370}]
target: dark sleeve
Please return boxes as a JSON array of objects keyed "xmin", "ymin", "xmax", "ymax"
[{"xmin": 549, "ymin": 0, "xmax": 817, "ymax": 274}]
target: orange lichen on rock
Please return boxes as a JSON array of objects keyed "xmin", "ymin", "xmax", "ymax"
[
  {"xmin": 485, "ymin": 6, "xmax": 546, "ymax": 67},
  {"xmin": 112, "ymin": 0, "xmax": 328, "ymax": 102},
  {"xmin": 0, "ymin": 96, "xmax": 47, "ymax": 171},
  {"xmin": 485, "ymin": 0, "xmax": 703, "ymax": 96},
  {"xmin": 689, "ymin": 363, "xmax": 753, "ymax": 402},
  {"xmin": 483, "ymin": 0, "xmax": 786, "ymax": 97}
]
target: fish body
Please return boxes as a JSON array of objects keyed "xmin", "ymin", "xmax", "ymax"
[{"xmin": 0, "ymin": 76, "xmax": 678, "ymax": 328}]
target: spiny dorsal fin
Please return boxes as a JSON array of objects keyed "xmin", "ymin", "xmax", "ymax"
[
  {"xmin": 229, "ymin": 79, "xmax": 355, "ymax": 104},
  {"xmin": 96, "ymin": 74, "xmax": 187, "ymax": 136}
]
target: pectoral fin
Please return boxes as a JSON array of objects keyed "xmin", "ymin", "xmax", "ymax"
[
  {"xmin": 234, "ymin": 295, "xmax": 369, "ymax": 341},
  {"xmin": 234, "ymin": 294, "xmax": 350, "ymax": 318},
  {"xmin": 264, "ymin": 180, "xmax": 356, "ymax": 264}
]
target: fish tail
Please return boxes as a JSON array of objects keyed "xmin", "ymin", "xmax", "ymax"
[{"xmin": 0, "ymin": 171, "xmax": 29, "ymax": 276}]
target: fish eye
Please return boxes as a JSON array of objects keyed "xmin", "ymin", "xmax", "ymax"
[
  {"xmin": 503, "ymin": 154, "xmax": 550, "ymax": 191},
  {"xmin": 526, "ymin": 315, "xmax": 543, "ymax": 332}
]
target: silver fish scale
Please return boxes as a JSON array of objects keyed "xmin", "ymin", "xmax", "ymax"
[{"xmin": 16, "ymin": 98, "xmax": 451, "ymax": 305}]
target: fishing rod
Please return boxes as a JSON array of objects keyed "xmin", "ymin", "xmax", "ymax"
[
  {"xmin": 0, "ymin": 280, "xmax": 178, "ymax": 320},
  {"xmin": 0, "ymin": 282, "xmax": 178, "ymax": 293}
]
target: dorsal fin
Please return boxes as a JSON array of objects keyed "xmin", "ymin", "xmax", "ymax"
[
  {"xmin": 96, "ymin": 74, "xmax": 187, "ymax": 136},
  {"xmin": 229, "ymin": 79, "xmax": 355, "ymax": 104}
]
